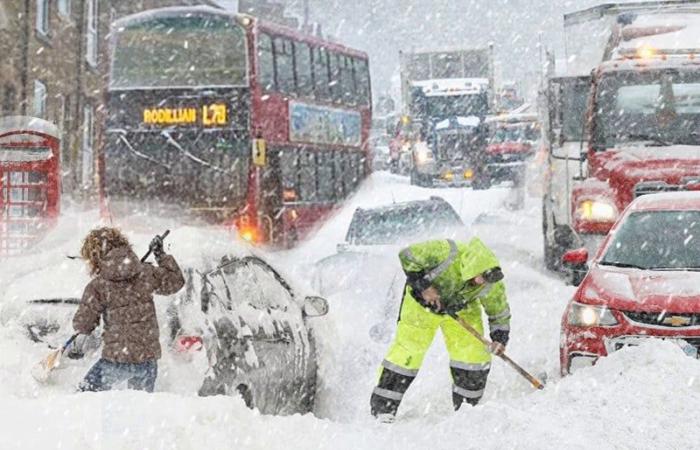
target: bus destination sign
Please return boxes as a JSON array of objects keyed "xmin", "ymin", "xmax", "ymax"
[{"xmin": 142, "ymin": 104, "xmax": 228, "ymax": 127}]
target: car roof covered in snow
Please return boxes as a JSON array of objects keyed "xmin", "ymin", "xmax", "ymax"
[{"xmin": 629, "ymin": 191, "xmax": 700, "ymax": 212}]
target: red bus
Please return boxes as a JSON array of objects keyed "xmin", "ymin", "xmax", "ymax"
[
  {"xmin": 103, "ymin": 6, "xmax": 372, "ymax": 247},
  {"xmin": 0, "ymin": 116, "xmax": 61, "ymax": 256}
]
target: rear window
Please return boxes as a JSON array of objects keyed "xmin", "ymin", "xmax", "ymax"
[{"xmin": 346, "ymin": 201, "xmax": 463, "ymax": 245}]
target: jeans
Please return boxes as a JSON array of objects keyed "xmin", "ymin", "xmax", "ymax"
[{"xmin": 79, "ymin": 358, "xmax": 158, "ymax": 393}]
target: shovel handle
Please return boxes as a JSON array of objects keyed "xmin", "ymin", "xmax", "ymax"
[
  {"xmin": 63, "ymin": 333, "xmax": 79, "ymax": 352},
  {"xmin": 450, "ymin": 314, "xmax": 544, "ymax": 390},
  {"xmin": 141, "ymin": 230, "xmax": 170, "ymax": 263}
]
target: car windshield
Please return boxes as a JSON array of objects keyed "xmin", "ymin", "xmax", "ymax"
[
  {"xmin": 346, "ymin": 203, "xmax": 463, "ymax": 245},
  {"xmin": 593, "ymin": 69, "xmax": 700, "ymax": 149},
  {"xmin": 414, "ymin": 93, "xmax": 489, "ymax": 120},
  {"xmin": 600, "ymin": 211, "xmax": 700, "ymax": 270}
]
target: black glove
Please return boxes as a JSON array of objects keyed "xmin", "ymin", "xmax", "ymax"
[
  {"xmin": 490, "ymin": 329, "xmax": 510, "ymax": 347},
  {"xmin": 149, "ymin": 235, "xmax": 165, "ymax": 261}
]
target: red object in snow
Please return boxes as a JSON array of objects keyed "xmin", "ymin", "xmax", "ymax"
[
  {"xmin": 0, "ymin": 116, "xmax": 61, "ymax": 257},
  {"xmin": 560, "ymin": 192, "xmax": 700, "ymax": 376}
]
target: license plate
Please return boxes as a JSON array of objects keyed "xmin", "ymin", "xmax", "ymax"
[{"xmin": 607, "ymin": 336, "xmax": 699, "ymax": 358}]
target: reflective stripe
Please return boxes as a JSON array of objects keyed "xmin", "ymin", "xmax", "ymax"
[
  {"xmin": 382, "ymin": 359, "xmax": 419, "ymax": 377},
  {"xmin": 373, "ymin": 387, "xmax": 404, "ymax": 401},
  {"xmin": 450, "ymin": 360, "xmax": 491, "ymax": 371},
  {"xmin": 476, "ymin": 283, "xmax": 495, "ymax": 300},
  {"xmin": 425, "ymin": 239, "xmax": 458, "ymax": 282},
  {"xmin": 399, "ymin": 247, "xmax": 420, "ymax": 265},
  {"xmin": 490, "ymin": 324, "xmax": 511, "ymax": 332},
  {"xmin": 488, "ymin": 307, "xmax": 511, "ymax": 323},
  {"xmin": 452, "ymin": 385, "xmax": 485, "ymax": 399}
]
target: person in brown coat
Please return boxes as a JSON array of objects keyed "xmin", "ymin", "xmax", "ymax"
[{"xmin": 72, "ymin": 227, "xmax": 184, "ymax": 392}]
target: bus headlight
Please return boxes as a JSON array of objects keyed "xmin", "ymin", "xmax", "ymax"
[
  {"xmin": 568, "ymin": 302, "xmax": 618, "ymax": 327},
  {"xmin": 576, "ymin": 199, "xmax": 617, "ymax": 222}
]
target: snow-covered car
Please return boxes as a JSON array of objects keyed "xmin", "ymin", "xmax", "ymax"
[
  {"xmin": 560, "ymin": 192, "xmax": 700, "ymax": 375},
  {"xmin": 313, "ymin": 196, "xmax": 466, "ymax": 297},
  {"xmin": 1, "ymin": 249, "xmax": 328, "ymax": 415}
]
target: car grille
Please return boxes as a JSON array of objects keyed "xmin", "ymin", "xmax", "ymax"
[{"xmin": 623, "ymin": 311, "xmax": 700, "ymax": 327}]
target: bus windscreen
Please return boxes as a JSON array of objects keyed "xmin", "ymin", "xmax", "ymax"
[{"xmin": 111, "ymin": 15, "xmax": 247, "ymax": 89}]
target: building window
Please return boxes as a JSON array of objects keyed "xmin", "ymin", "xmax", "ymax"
[
  {"xmin": 82, "ymin": 105, "xmax": 95, "ymax": 186},
  {"xmin": 86, "ymin": 0, "xmax": 98, "ymax": 66},
  {"xmin": 36, "ymin": 0, "xmax": 49, "ymax": 36},
  {"xmin": 33, "ymin": 81, "xmax": 47, "ymax": 118},
  {"xmin": 2, "ymin": 85, "xmax": 16, "ymax": 115},
  {"xmin": 58, "ymin": 0, "xmax": 71, "ymax": 18}
]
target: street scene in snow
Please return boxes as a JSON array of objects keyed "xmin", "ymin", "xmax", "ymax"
[{"xmin": 2, "ymin": 0, "xmax": 700, "ymax": 448}]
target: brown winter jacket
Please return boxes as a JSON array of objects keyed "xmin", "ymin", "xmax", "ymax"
[{"xmin": 73, "ymin": 246, "xmax": 185, "ymax": 364}]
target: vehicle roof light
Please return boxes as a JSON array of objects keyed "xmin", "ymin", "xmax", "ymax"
[{"xmin": 636, "ymin": 45, "xmax": 657, "ymax": 60}]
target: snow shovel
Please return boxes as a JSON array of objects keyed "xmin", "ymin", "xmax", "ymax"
[
  {"xmin": 31, "ymin": 333, "xmax": 80, "ymax": 383},
  {"xmin": 449, "ymin": 313, "xmax": 545, "ymax": 390},
  {"xmin": 32, "ymin": 230, "xmax": 171, "ymax": 383}
]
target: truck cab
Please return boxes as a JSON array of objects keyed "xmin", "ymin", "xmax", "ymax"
[{"xmin": 543, "ymin": 1, "xmax": 700, "ymax": 270}]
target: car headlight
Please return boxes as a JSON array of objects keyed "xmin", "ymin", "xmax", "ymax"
[
  {"xmin": 413, "ymin": 142, "xmax": 433, "ymax": 165},
  {"xmin": 567, "ymin": 302, "xmax": 618, "ymax": 327},
  {"xmin": 576, "ymin": 199, "xmax": 617, "ymax": 222}
]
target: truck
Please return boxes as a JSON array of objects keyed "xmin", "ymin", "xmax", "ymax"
[
  {"xmin": 542, "ymin": 1, "xmax": 700, "ymax": 270},
  {"xmin": 396, "ymin": 47, "xmax": 495, "ymax": 187}
]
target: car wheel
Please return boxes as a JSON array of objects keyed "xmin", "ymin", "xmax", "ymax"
[{"xmin": 542, "ymin": 206, "xmax": 574, "ymax": 272}]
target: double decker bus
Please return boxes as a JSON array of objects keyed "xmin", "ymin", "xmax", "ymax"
[{"xmin": 103, "ymin": 6, "xmax": 371, "ymax": 246}]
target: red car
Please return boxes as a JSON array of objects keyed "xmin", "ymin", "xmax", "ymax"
[{"xmin": 560, "ymin": 191, "xmax": 700, "ymax": 375}]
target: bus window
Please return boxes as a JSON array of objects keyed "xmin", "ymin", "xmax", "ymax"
[
  {"xmin": 299, "ymin": 149, "xmax": 317, "ymax": 201},
  {"xmin": 111, "ymin": 16, "xmax": 247, "ymax": 89},
  {"xmin": 295, "ymin": 41, "xmax": 313, "ymax": 98},
  {"xmin": 329, "ymin": 53, "xmax": 342, "ymax": 104},
  {"xmin": 280, "ymin": 149, "xmax": 299, "ymax": 193},
  {"xmin": 341, "ymin": 56, "xmax": 356, "ymax": 105},
  {"xmin": 274, "ymin": 37, "xmax": 295, "ymax": 95},
  {"xmin": 344, "ymin": 152, "xmax": 359, "ymax": 192},
  {"xmin": 333, "ymin": 151, "xmax": 346, "ymax": 199},
  {"xmin": 258, "ymin": 33, "xmax": 275, "ymax": 91},
  {"xmin": 355, "ymin": 58, "xmax": 370, "ymax": 107},
  {"xmin": 317, "ymin": 152, "xmax": 334, "ymax": 202},
  {"xmin": 314, "ymin": 47, "xmax": 331, "ymax": 102}
]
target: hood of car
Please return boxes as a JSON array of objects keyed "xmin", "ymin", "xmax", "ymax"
[{"xmin": 580, "ymin": 264, "xmax": 700, "ymax": 313}]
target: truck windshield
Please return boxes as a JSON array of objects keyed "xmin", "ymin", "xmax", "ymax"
[
  {"xmin": 593, "ymin": 69, "xmax": 700, "ymax": 149},
  {"xmin": 419, "ymin": 94, "xmax": 489, "ymax": 120},
  {"xmin": 600, "ymin": 211, "xmax": 700, "ymax": 270},
  {"xmin": 111, "ymin": 15, "xmax": 247, "ymax": 89}
]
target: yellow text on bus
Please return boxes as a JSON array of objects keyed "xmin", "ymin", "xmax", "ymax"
[
  {"xmin": 143, "ymin": 107, "xmax": 197, "ymax": 126},
  {"xmin": 202, "ymin": 104, "xmax": 227, "ymax": 126}
]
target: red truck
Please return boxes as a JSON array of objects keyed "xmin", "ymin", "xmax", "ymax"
[{"xmin": 545, "ymin": 2, "xmax": 700, "ymax": 262}]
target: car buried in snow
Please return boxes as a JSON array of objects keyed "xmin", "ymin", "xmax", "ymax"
[
  {"xmin": 313, "ymin": 196, "xmax": 466, "ymax": 297},
  {"xmin": 1, "ymin": 249, "xmax": 329, "ymax": 415},
  {"xmin": 560, "ymin": 192, "xmax": 700, "ymax": 375}
]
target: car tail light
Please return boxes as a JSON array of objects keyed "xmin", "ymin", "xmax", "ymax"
[{"xmin": 176, "ymin": 336, "xmax": 203, "ymax": 353}]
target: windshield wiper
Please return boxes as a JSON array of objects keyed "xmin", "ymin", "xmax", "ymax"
[
  {"xmin": 623, "ymin": 134, "xmax": 670, "ymax": 147},
  {"xmin": 599, "ymin": 261, "xmax": 649, "ymax": 270}
]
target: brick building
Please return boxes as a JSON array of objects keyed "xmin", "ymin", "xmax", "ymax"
[{"xmin": 0, "ymin": 0, "xmax": 296, "ymax": 199}]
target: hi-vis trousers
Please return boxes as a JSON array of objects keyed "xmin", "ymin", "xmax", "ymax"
[{"xmin": 370, "ymin": 294, "xmax": 491, "ymax": 417}]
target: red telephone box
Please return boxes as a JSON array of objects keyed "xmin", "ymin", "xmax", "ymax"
[{"xmin": 0, "ymin": 116, "xmax": 61, "ymax": 256}]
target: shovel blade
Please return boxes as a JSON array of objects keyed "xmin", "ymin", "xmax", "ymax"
[{"xmin": 31, "ymin": 349, "xmax": 62, "ymax": 383}]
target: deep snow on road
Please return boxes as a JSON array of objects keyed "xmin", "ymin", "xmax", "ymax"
[{"xmin": 1, "ymin": 173, "xmax": 699, "ymax": 450}]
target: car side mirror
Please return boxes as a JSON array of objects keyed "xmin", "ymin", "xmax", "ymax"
[
  {"xmin": 337, "ymin": 242, "xmax": 349, "ymax": 253},
  {"xmin": 303, "ymin": 296, "xmax": 329, "ymax": 317},
  {"xmin": 562, "ymin": 248, "xmax": 589, "ymax": 286}
]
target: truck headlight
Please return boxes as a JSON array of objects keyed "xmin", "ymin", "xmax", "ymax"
[
  {"xmin": 576, "ymin": 199, "xmax": 617, "ymax": 222},
  {"xmin": 567, "ymin": 302, "xmax": 618, "ymax": 327},
  {"xmin": 413, "ymin": 142, "xmax": 433, "ymax": 165}
]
